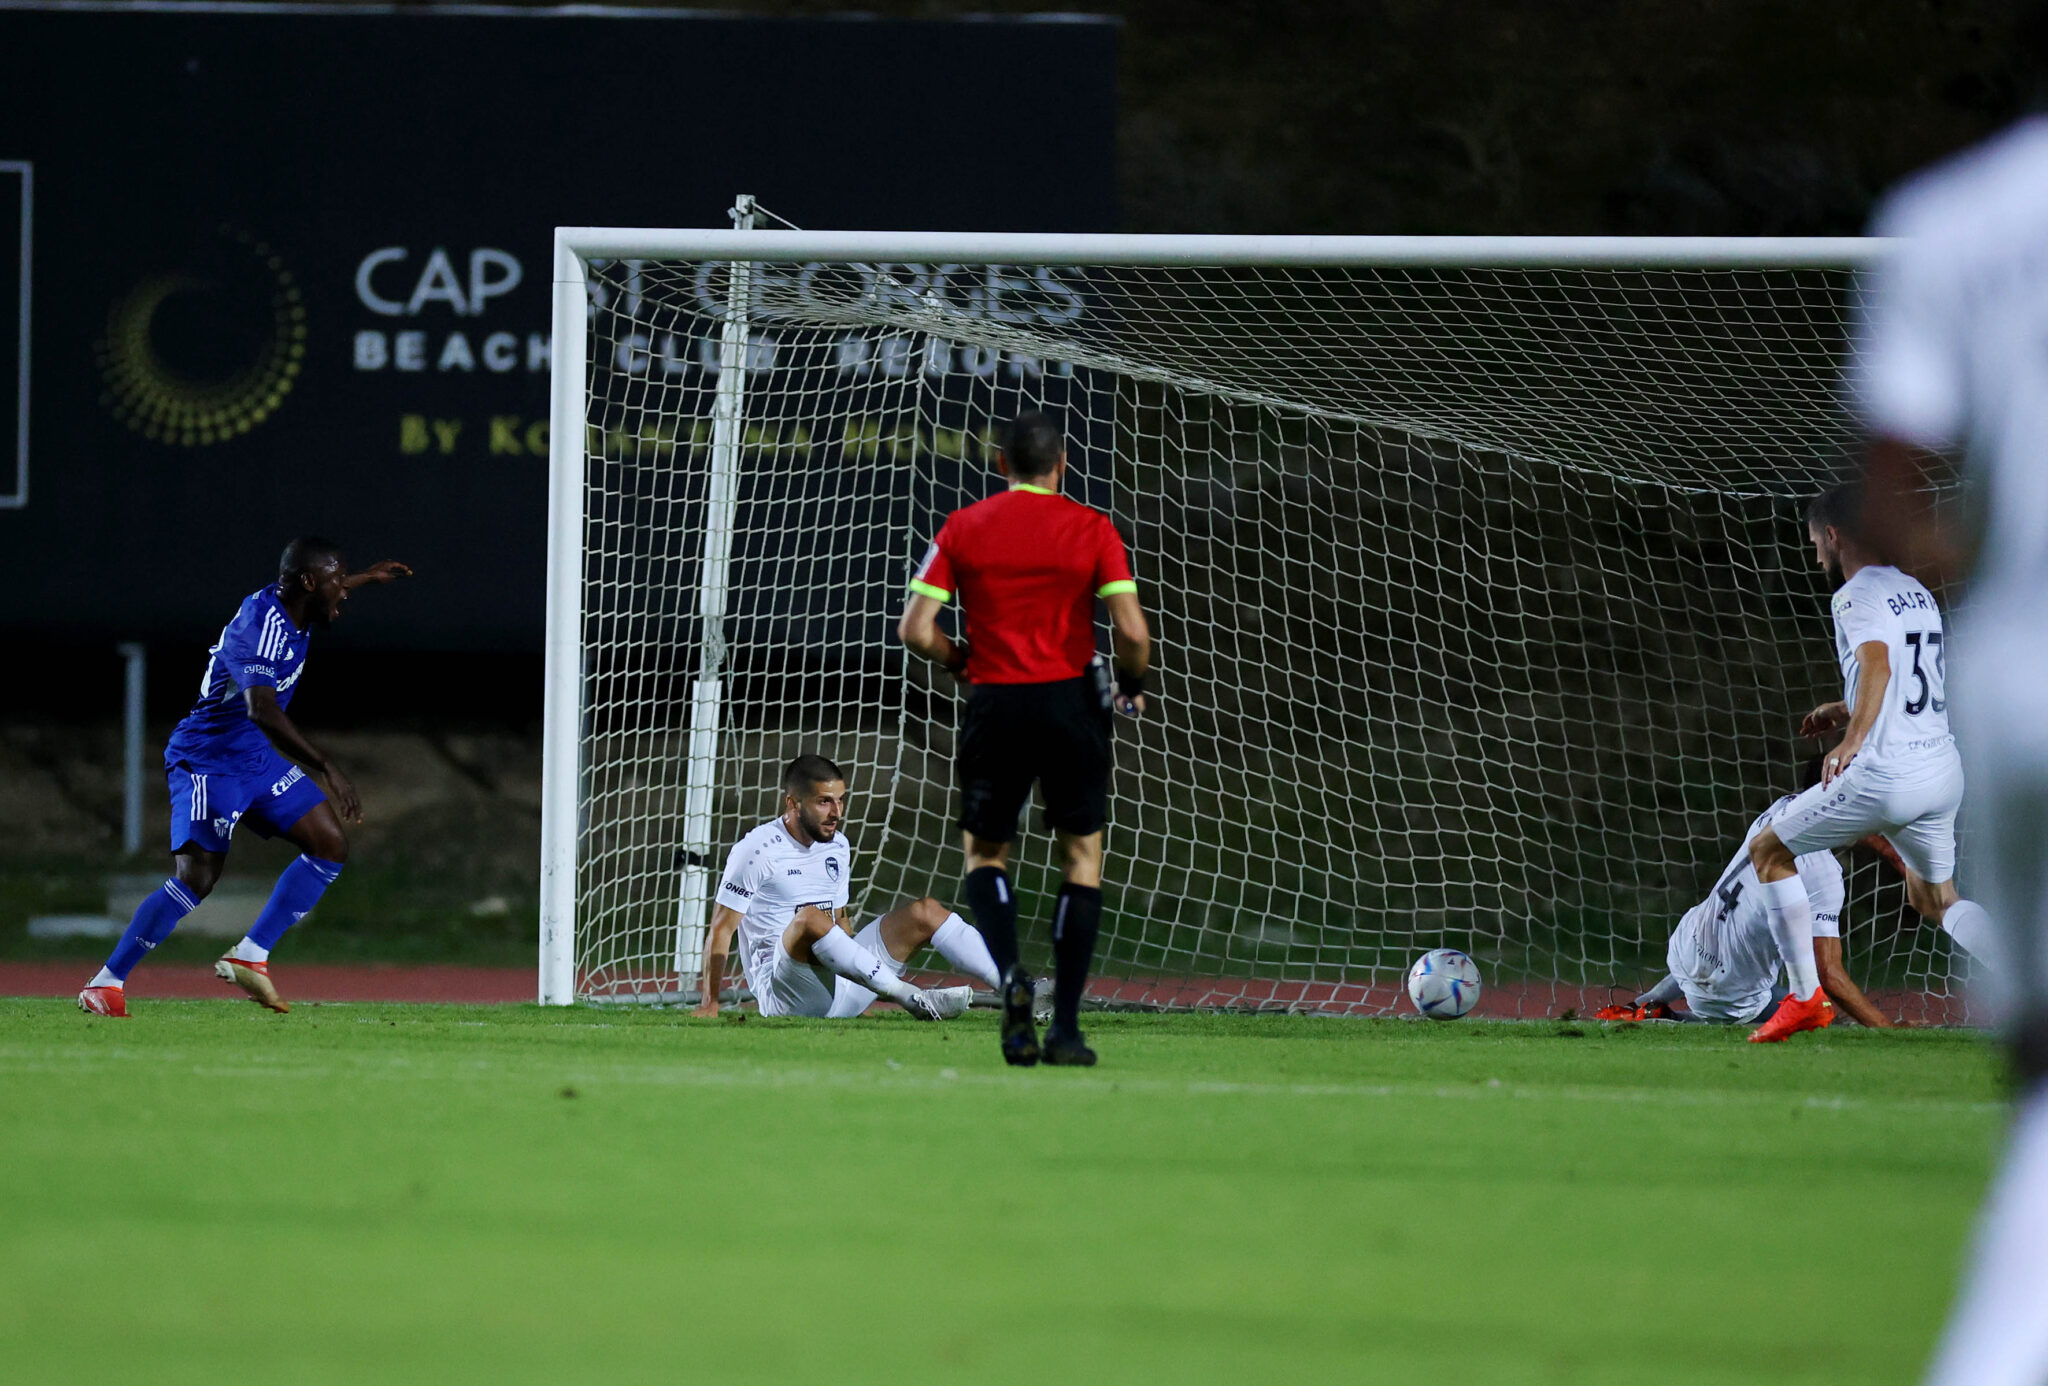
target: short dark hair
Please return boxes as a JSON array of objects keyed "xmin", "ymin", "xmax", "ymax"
[
  {"xmin": 279, "ymin": 535, "xmax": 345, "ymax": 582},
  {"xmin": 1805, "ymin": 482, "xmax": 1863, "ymax": 540},
  {"xmin": 1001, "ymin": 410, "xmax": 1065, "ymax": 479},
  {"xmin": 783, "ymin": 754, "xmax": 846, "ymax": 797}
]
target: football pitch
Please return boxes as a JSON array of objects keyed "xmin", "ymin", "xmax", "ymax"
[{"xmin": 0, "ymin": 1001, "xmax": 2006, "ymax": 1385}]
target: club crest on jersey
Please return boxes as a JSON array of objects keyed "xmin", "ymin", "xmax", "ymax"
[{"xmin": 825, "ymin": 859, "xmax": 841, "ymax": 883}]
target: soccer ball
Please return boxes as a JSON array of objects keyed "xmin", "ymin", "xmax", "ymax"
[{"xmin": 1407, "ymin": 949, "xmax": 1481, "ymax": 1019}]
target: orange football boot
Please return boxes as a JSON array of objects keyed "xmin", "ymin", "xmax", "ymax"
[
  {"xmin": 215, "ymin": 955, "xmax": 290, "ymax": 1013},
  {"xmin": 1748, "ymin": 990, "xmax": 1833, "ymax": 1043},
  {"xmin": 77, "ymin": 985, "xmax": 129, "ymax": 1018},
  {"xmin": 1594, "ymin": 1001, "xmax": 1673, "ymax": 1022}
]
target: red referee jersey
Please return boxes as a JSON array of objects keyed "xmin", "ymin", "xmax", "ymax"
[{"xmin": 909, "ymin": 483, "xmax": 1136, "ymax": 685}]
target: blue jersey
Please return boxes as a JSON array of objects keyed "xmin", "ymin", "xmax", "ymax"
[{"xmin": 164, "ymin": 585, "xmax": 313, "ymax": 773}]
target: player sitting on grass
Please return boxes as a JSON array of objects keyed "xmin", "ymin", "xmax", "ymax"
[
  {"xmin": 691, "ymin": 755, "xmax": 1004, "ymax": 1021},
  {"xmin": 77, "ymin": 537, "xmax": 411, "ymax": 1018},
  {"xmin": 1599, "ymin": 769, "xmax": 1893, "ymax": 1028}
]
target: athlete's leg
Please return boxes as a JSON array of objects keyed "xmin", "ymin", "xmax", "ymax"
[
  {"xmin": 1635, "ymin": 974, "xmax": 1685, "ymax": 1009},
  {"xmin": 1884, "ymin": 804, "xmax": 2001, "ymax": 971},
  {"xmin": 1748, "ymin": 824, "xmax": 1823, "ymax": 1001},
  {"xmin": 1925, "ymin": 1086, "xmax": 2048, "ymax": 1386},
  {"xmin": 783, "ymin": 907, "xmax": 936, "ymax": 1015},
  {"xmin": 87, "ymin": 848, "xmax": 222, "ymax": 994},
  {"xmin": 961, "ymin": 835, "xmax": 1020, "ymax": 974},
  {"xmin": 229, "ymin": 801, "xmax": 349, "ymax": 965},
  {"xmin": 1045, "ymin": 829, "xmax": 1105, "ymax": 1045},
  {"xmin": 874, "ymin": 895, "xmax": 1001, "ymax": 989}
]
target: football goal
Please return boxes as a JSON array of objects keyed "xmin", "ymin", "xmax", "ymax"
[{"xmin": 539, "ymin": 201, "xmax": 1969, "ymax": 1021}]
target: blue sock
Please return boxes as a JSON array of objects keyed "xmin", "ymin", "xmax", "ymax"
[
  {"xmin": 246, "ymin": 855, "xmax": 344, "ymax": 952},
  {"xmin": 102, "ymin": 879, "xmax": 202, "ymax": 982}
]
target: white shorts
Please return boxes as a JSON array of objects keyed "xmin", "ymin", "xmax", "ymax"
[
  {"xmin": 753, "ymin": 917, "xmax": 901, "ymax": 1019},
  {"xmin": 1771, "ymin": 751, "xmax": 1965, "ymax": 883},
  {"xmin": 1667, "ymin": 904, "xmax": 1777, "ymax": 1024}
]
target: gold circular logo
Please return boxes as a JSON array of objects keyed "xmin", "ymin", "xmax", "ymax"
[{"xmin": 96, "ymin": 226, "xmax": 306, "ymax": 446}]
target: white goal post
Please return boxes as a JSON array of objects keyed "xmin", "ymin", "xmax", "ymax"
[{"xmin": 541, "ymin": 218, "xmax": 1972, "ymax": 1021}]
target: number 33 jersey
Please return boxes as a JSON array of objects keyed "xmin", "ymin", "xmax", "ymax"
[{"xmin": 1831, "ymin": 564, "xmax": 1954, "ymax": 769}]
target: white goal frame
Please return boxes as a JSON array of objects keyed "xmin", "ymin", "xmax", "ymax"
[{"xmin": 539, "ymin": 227, "xmax": 1887, "ymax": 1007}]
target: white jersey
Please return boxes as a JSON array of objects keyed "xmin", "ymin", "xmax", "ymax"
[
  {"xmin": 1829, "ymin": 564, "xmax": 1955, "ymax": 769},
  {"xmin": 714, "ymin": 817, "xmax": 852, "ymax": 995},
  {"xmin": 1853, "ymin": 115, "xmax": 2048, "ymax": 632},
  {"xmin": 1669, "ymin": 798, "xmax": 1844, "ymax": 1021}
]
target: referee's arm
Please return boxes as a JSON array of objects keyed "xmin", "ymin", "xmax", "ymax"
[
  {"xmin": 898, "ymin": 593, "xmax": 969, "ymax": 680},
  {"xmin": 1102, "ymin": 589, "xmax": 1151, "ymax": 715}
]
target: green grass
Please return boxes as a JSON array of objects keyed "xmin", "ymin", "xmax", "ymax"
[{"xmin": 0, "ymin": 1003, "xmax": 2005, "ymax": 1384}]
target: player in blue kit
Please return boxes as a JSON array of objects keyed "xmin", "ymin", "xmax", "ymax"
[{"xmin": 77, "ymin": 538, "xmax": 412, "ymax": 1017}]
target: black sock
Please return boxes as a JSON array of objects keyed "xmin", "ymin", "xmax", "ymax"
[
  {"xmin": 1050, "ymin": 882, "xmax": 1102, "ymax": 1034},
  {"xmin": 963, "ymin": 866, "xmax": 1019, "ymax": 976}
]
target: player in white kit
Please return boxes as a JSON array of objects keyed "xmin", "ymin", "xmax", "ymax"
[
  {"xmin": 1852, "ymin": 85, "xmax": 2048, "ymax": 1386},
  {"xmin": 1601, "ymin": 783, "xmax": 1896, "ymax": 1028},
  {"xmin": 1742, "ymin": 482, "xmax": 1994, "ymax": 1043},
  {"xmin": 691, "ymin": 754, "xmax": 1004, "ymax": 1021}
]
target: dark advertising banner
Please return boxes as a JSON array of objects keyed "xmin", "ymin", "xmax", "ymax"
[{"xmin": 0, "ymin": 5, "xmax": 1115, "ymax": 651}]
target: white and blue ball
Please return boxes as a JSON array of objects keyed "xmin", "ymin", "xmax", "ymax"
[{"xmin": 1406, "ymin": 948, "xmax": 1481, "ymax": 1019}]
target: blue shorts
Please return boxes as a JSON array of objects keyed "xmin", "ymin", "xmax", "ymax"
[{"xmin": 168, "ymin": 756, "xmax": 328, "ymax": 854}]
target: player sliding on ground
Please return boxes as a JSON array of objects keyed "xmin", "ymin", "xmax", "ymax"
[
  {"xmin": 77, "ymin": 538, "xmax": 412, "ymax": 1017},
  {"xmin": 1599, "ymin": 776, "xmax": 1899, "ymax": 1028},
  {"xmin": 690, "ymin": 755, "xmax": 1003, "ymax": 1021},
  {"xmin": 1742, "ymin": 483, "xmax": 1993, "ymax": 1043}
]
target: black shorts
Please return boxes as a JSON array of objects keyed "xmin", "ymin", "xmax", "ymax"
[{"xmin": 957, "ymin": 668, "xmax": 1114, "ymax": 842}]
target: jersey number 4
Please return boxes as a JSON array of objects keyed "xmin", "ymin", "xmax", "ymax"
[{"xmin": 1903, "ymin": 630, "xmax": 1946, "ymax": 715}]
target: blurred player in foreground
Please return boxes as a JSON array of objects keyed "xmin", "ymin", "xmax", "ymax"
[
  {"xmin": 899, "ymin": 411, "xmax": 1152, "ymax": 1067},
  {"xmin": 1600, "ymin": 776, "xmax": 1891, "ymax": 1028},
  {"xmin": 77, "ymin": 538, "xmax": 411, "ymax": 1017},
  {"xmin": 1740, "ymin": 483, "xmax": 1993, "ymax": 1042},
  {"xmin": 1852, "ymin": 67, "xmax": 2048, "ymax": 1386},
  {"xmin": 691, "ymin": 754, "xmax": 1002, "ymax": 1021}
]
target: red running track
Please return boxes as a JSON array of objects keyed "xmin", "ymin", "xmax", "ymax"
[
  {"xmin": 1, "ymin": 960, "xmax": 534, "ymax": 1005},
  {"xmin": 2, "ymin": 961, "xmax": 1970, "ymax": 1025}
]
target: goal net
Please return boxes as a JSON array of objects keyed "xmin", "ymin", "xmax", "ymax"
[{"xmin": 540, "ymin": 209, "xmax": 1974, "ymax": 1022}]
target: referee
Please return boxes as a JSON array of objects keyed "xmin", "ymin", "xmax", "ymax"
[{"xmin": 898, "ymin": 410, "xmax": 1151, "ymax": 1067}]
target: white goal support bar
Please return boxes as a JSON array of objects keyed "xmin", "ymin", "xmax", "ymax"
[{"xmin": 539, "ymin": 227, "xmax": 1888, "ymax": 1007}]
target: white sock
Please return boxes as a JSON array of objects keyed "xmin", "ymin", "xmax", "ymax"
[
  {"xmin": 808, "ymin": 928, "xmax": 918, "ymax": 1004},
  {"xmin": 88, "ymin": 968, "xmax": 120, "ymax": 989},
  {"xmin": 1943, "ymin": 900, "xmax": 1999, "ymax": 966},
  {"xmin": 1925, "ymin": 1087, "xmax": 2048, "ymax": 1386},
  {"xmin": 1762, "ymin": 875, "xmax": 1821, "ymax": 1000},
  {"xmin": 230, "ymin": 938, "xmax": 270, "ymax": 964},
  {"xmin": 930, "ymin": 912, "xmax": 1002, "ymax": 989}
]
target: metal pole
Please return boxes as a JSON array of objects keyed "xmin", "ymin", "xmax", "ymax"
[
  {"xmin": 673, "ymin": 195, "xmax": 757, "ymax": 989},
  {"xmin": 117, "ymin": 642, "xmax": 145, "ymax": 856},
  {"xmin": 552, "ymin": 228, "xmax": 1888, "ymax": 271},
  {"xmin": 539, "ymin": 232, "xmax": 590, "ymax": 1006}
]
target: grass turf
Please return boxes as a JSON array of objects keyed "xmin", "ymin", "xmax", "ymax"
[{"xmin": 0, "ymin": 1001, "xmax": 2006, "ymax": 1384}]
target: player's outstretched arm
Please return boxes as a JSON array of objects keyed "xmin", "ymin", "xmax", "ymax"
[
  {"xmin": 1814, "ymin": 936, "xmax": 1897, "ymax": 1029},
  {"xmin": 694, "ymin": 905, "xmax": 742, "ymax": 1017},
  {"xmin": 342, "ymin": 560, "xmax": 414, "ymax": 591},
  {"xmin": 243, "ymin": 686, "xmax": 360, "ymax": 822}
]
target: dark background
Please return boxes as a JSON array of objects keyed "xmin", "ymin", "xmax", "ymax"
[{"xmin": 0, "ymin": 6, "xmax": 1116, "ymax": 659}]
